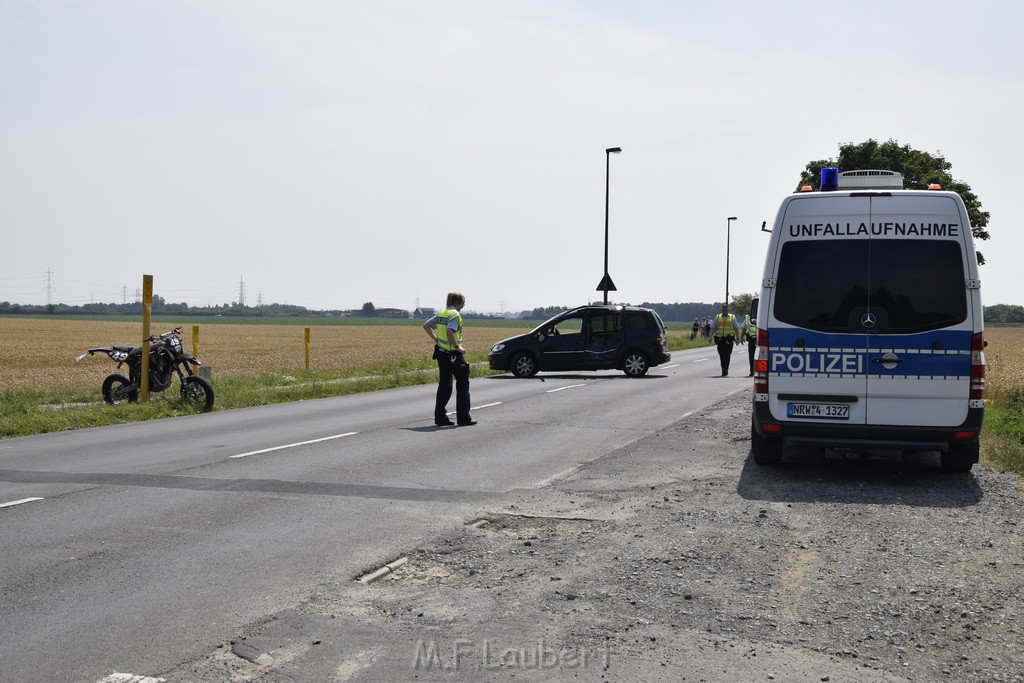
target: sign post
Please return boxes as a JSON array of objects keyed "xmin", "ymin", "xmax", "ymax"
[
  {"xmin": 305, "ymin": 327, "xmax": 311, "ymax": 371},
  {"xmin": 141, "ymin": 274, "xmax": 153, "ymax": 401}
]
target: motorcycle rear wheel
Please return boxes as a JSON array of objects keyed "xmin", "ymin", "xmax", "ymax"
[
  {"xmin": 181, "ymin": 376, "xmax": 215, "ymax": 412},
  {"xmin": 102, "ymin": 373, "xmax": 138, "ymax": 405}
]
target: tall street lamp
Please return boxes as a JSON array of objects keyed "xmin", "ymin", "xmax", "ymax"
[
  {"xmin": 598, "ymin": 146, "xmax": 622, "ymax": 304},
  {"xmin": 726, "ymin": 216, "xmax": 737, "ymax": 305}
]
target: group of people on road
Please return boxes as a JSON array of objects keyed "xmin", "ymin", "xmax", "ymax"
[
  {"xmin": 422, "ymin": 292, "xmax": 757, "ymax": 428},
  {"xmin": 690, "ymin": 317, "xmax": 713, "ymax": 340}
]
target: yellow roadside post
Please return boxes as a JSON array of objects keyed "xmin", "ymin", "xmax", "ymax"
[
  {"xmin": 305, "ymin": 327, "xmax": 311, "ymax": 372},
  {"xmin": 192, "ymin": 325, "xmax": 200, "ymax": 359},
  {"xmin": 141, "ymin": 274, "xmax": 153, "ymax": 401}
]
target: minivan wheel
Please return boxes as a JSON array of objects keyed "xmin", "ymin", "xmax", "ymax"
[
  {"xmin": 622, "ymin": 351, "xmax": 650, "ymax": 377},
  {"xmin": 510, "ymin": 352, "xmax": 538, "ymax": 378},
  {"xmin": 941, "ymin": 442, "xmax": 978, "ymax": 473},
  {"xmin": 751, "ymin": 417, "xmax": 783, "ymax": 466}
]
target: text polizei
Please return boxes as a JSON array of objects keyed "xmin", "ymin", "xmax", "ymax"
[{"xmin": 771, "ymin": 351, "xmax": 864, "ymax": 375}]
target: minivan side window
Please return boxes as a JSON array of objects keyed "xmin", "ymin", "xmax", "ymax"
[
  {"xmin": 552, "ymin": 317, "xmax": 583, "ymax": 336},
  {"xmin": 775, "ymin": 239, "xmax": 967, "ymax": 334},
  {"xmin": 590, "ymin": 314, "xmax": 622, "ymax": 334},
  {"xmin": 623, "ymin": 312, "xmax": 650, "ymax": 331}
]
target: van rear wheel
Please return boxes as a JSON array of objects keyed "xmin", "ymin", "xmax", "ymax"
[
  {"xmin": 751, "ymin": 416, "xmax": 783, "ymax": 466},
  {"xmin": 941, "ymin": 442, "xmax": 978, "ymax": 473}
]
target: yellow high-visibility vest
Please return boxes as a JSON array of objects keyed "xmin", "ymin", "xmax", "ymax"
[
  {"xmin": 714, "ymin": 314, "xmax": 736, "ymax": 338},
  {"xmin": 434, "ymin": 307, "xmax": 463, "ymax": 351}
]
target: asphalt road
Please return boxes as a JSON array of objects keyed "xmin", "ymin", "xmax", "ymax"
[{"xmin": 0, "ymin": 346, "xmax": 747, "ymax": 682}]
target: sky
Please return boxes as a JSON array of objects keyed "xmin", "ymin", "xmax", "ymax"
[{"xmin": 2, "ymin": 1, "xmax": 1022, "ymax": 314}]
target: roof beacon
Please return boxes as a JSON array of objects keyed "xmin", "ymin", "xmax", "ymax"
[{"xmin": 820, "ymin": 167, "xmax": 839, "ymax": 191}]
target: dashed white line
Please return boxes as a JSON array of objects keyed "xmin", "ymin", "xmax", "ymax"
[
  {"xmin": 546, "ymin": 384, "xmax": 587, "ymax": 393},
  {"xmin": 229, "ymin": 432, "xmax": 358, "ymax": 459},
  {"xmin": 473, "ymin": 402, "xmax": 503, "ymax": 409},
  {"xmin": 694, "ymin": 358, "xmax": 710, "ymax": 363},
  {"xmin": 0, "ymin": 497, "xmax": 44, "ymax": 509}
]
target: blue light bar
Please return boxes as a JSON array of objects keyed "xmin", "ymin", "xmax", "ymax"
[{"xmin": 821, "ymin": 167, "xmax": 839, "ymax": 191}]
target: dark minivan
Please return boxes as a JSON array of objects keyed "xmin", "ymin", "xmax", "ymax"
[{"xmin": 488, "ymin": 305, "xmax": 671, "ymax": 377}]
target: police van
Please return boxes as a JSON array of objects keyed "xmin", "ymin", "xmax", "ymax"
[{"xmin": 750, "ymin": 168, "xmax": 986, "ymax": 472}]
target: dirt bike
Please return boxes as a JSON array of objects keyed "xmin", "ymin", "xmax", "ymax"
[{"xmin": 75, "ymin": 327, "xmax": 215, "ymax": 412}]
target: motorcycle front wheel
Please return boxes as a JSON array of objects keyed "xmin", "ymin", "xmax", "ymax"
[
  {"xmin": 102, "ymin": 373, "xmax": 138, "ymax": 405},
  {"xmin": 180, "ymin": 376, "xmax": 215, "ymax": 412}
]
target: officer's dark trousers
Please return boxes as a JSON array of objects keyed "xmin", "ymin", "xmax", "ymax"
[
  {"xmin": 715, "ymin": 337, "xmax": 734, "ymax": 375},
  {"xmin": 435, "ymin": 350, "xmax": 471, "ymax": 422},
  {"xmin": 748, "ymin": 337, "xmax": 756, "ymax": 375}
]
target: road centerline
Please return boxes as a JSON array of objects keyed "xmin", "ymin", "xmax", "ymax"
[
  {"xmin": 546, "ymin": 384, "xmax": 587, "ymax": 393},
  {"xmin": 229, "ymin": 432, "xmax": 359, "ymax": 460}
]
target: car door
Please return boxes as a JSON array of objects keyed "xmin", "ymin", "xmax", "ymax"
[
  {"xmin": 584, "ymin": 311, "xmax": 625, "ymax": 369},
  {"xmin": 537, "ymin": 314, "xmax": 586, "ymax": 369}
]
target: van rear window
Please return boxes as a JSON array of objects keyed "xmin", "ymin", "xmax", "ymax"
[{"xmin": 774, "ymin": 239, "xmax": 967, "ymax": 333}]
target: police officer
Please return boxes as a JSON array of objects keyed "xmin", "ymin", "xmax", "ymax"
[
  {"xmin": 745, "ymin": 311, "xmax": 756, "ymax": 377},
  {"xmin": 422, "ymin": 292, "xmax": 476, "ymax": 427},
  {"xmin": 710, "ymin": 303, "xmax": 740, "ymax": 377}
]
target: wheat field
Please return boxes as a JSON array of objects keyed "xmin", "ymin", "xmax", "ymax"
[{"xmin": 0, "ymin": 318, "xmax": 531, "ymax": 392}]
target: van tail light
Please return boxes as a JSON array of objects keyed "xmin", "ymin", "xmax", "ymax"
[
  {"xmin": 754, "ymin": 328, "xmax": 769, "ymax": 394},
  {"xmin": 970, "ymin": 332, "xmax": 986, "ymax": 400}
]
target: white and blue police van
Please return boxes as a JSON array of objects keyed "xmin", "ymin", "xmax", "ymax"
[{"xmin": 750, "ymin": 168, "xmax": 986, "ymax": 472}]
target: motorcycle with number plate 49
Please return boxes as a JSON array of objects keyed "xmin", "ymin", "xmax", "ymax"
[{"xmin": 75, "ymin": 327, "xmax": 215, "ymax": 412}]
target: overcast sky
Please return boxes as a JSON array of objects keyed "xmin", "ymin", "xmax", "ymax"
[{"xmin": 2, "ymin": 1, "xmax": 1021, "ymax": 314}]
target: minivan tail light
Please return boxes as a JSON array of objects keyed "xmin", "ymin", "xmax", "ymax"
[
  {"xmin": 754, "ymin": 328, "xmax": 769, "ymax": 394},
  {"xmin": 970, "ymin": 332, "xmax": 986, "ymax": 400}
]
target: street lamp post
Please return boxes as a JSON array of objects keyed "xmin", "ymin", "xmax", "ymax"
[
  {"xmin": 599, "ymin": 146, "xmax": 622, "ymax": 304},
  {"xmin": 726, "ymin": 216, "xmax": 737, "ymax": 305}
]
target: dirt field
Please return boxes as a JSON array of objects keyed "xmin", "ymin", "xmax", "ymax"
[
  {"xmin": 0, "ymin": 318, "xmax": 1017, "ymax": 395},
  {"xmin": 0, "ymin": 318, "xmax": 532, "ymax": 392}
]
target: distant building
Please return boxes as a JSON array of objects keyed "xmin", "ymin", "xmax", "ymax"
[
  {"xmin": 414, "ymin": 307, "xmax": 436, "ymax": 318},
  {"xmin": 374, "ymin": 307, "xmax": 410, "ymax": 319}
]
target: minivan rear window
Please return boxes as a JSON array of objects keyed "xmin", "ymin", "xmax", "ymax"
[{"xmin": 774, "ymin": 239, "xmax": 967, "ymax": 333}]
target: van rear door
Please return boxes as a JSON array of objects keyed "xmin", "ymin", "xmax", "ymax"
[
  {"xmin": 769, "ymin": 195, "xmax": 872, "ymax": 426},
  {"xmin": 861, "ymin": 195, "xmax": 972, "ymax": 426}
]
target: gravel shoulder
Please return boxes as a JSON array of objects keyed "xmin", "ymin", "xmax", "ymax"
[{"xmin": 167, "ymin": 390, "xmax": 1024, "ymax": 682}]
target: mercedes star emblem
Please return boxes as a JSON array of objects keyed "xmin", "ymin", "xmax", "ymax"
[{"xmin": 860, "ymin": 312, "xmax": 877, "ymax": 328}]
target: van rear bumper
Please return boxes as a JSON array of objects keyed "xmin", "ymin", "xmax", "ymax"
[{"xmin": 752, "ymin": 402, "xmax": 983, "ymax": 452}]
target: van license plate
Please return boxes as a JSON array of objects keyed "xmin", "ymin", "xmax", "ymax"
[{"xmin": 787, "ymin": 402, "xmax": 850, "ymax": 420}]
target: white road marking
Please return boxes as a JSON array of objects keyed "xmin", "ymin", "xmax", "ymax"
[
  {"xmin": 0, "ymin": 497, "xmax": 44, "ymax": 509},
  {"xmin": 98, "ymin": 675, "xmax": 166, "ymax": 683},
  {"xmin": 229, "ymin": 432, "xmax": 358, "ymax": 459},
  {"xmin": 663, "ymin": 364, "xmax": 681, "ymax": 369},
  {"xmin": 546, "ymin": 384, "xmax": 587, "ymax": 393},
  {"xmin": 445, "ymin": 401, "xmax": 502, "ymax": 417},
  {"xmin": 536, "ymin": 466, "xmax": 580, "ymax": 487},
  {"xmin": 694, "ymin": 358, "xmax": 709, "ymax": 363}
]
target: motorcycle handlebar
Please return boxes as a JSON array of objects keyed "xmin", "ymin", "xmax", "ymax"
[{"xmin": 147, "ymin": 327, "xmax": 183, "ymax": 342}]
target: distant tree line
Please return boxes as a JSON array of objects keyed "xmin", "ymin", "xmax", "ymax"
[
  {"xmin": 3, "ymin": 299, "xmax": 1021, "ymax": 324},
  {"xmin": 0, "ymin": 297, "xmax": 324, "ymax": 317},
  {"xmin": 522, "ymin": 302, "xmax": 730, "ymax": 322},
  {"xmin": 985, "ymin": 304, "xmax": 1024, "ymax": 324}
]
